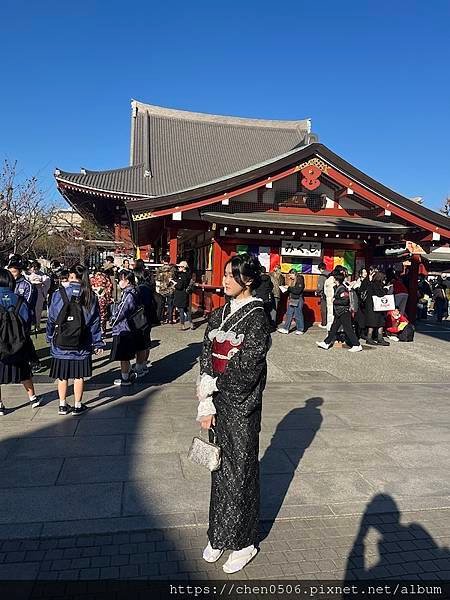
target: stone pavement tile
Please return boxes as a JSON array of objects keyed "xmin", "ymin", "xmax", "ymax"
[
  {"xmin": 358, "ymin": 467, "xmax": 450, "ymax": 497},
  {"xmin": 75, "ymin": 417, "xmax": 170, "ymax": 436},
  {"xmin": 0, "ymin": 458, "xmax": 63, "ymax": 488},
  {"xmin": 42, "ymin": 513, "xmax": 197, "ymax": 537},
  {"xmin": 0, "ymin": 482, "xmax": 122, "ymax": 524},
  {"xmin": 382, "ymin": 443, "xmax": 450, "ymax": 469},
  {"xmin": 125, "ymin": 432, "xmax": 194, "ymax": 455},
  {"xmin": 277, "ymin": 471, "xmax": 376, "ymax": 504},
  {"xmin": 0, "ymin": 439, "xmax": 20, "ymax": 460},
  {"xmin": 35, "ymin": 403, "xmax": 129, "ymax": 420},
  {"xmin": 260, "ymin": 429, "xmax": 324, "ymax": 451},
  {"xmin": 57, "ymin": 453, "xmax": 182, "ymax": 485},
  {"xmin": 402, "ymin": 425, "xmax": 450, "ymax": 444},
  {"xmin": 13, "ymin": 435, "xmax": 125, "ymax": 458},
  {"xmin": 258, "ymin": 449, "xmax": 299, "ymax": 475},
  {"xmin": 26, "ymin": 421, "xmax": 80, "ymax": 437},
  {"xmin": 0, "ymin": 562, "xmax": 40, "ymax": 579},
  {"xmin": 123, "ymin": 478, "xmax": 210, "ymax": 516}
]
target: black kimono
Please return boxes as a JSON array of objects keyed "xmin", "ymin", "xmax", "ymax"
[{"xmin": 199, "ymin": 298, "xmax": 271, "ymax": 550}]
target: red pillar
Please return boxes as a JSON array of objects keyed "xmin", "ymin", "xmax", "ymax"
[
  {"xmin": 407, "ymin": 254, "xmax": 420, "ymax": 322},
  {"xmin": 169, "ymin": 229, "xmax": 178, "ymax": 264}
]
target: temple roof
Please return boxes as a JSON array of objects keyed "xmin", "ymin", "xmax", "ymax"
[
  {"xmin": 201, "ymin": 212, "xmax": 411, "ymax": 233},
  {"xmin": 56, "ymin": 101, "xmax": 311, "ymax": 197}
]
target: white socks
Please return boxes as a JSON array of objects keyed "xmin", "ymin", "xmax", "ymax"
[
  {"xmin": 203, "ymin": 542, "xmax": 257, "ymax": 572},
  {"xmin": 223, "ymin": 544, "xmax": 257, "ymax": 573}
]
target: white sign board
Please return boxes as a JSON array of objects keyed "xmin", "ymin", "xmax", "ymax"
[{"xmin": 281, "ymin": 240, "xmax": 322, "ymax": 257}]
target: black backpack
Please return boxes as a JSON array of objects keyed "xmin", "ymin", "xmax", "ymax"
[
  {"xmin": 54, "ymin": 287, "xmax": 87, "ymax": 350},
  {"xmin": 0, "ymin": 296, "xmax": 28, "ymax": 363},
  {"xmin": 128, "ymin": 291, "xmax": 150, "ymax": 333}
]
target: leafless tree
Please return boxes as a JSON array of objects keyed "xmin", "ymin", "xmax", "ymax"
[{"xmin": 0, "ymin": 159, "xmax": 56, "ymax": 261}]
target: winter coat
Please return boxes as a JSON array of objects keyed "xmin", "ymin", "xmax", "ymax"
[
  {"xmin": 173, "ymin": 271, "xmax": 190, "ymax": 309},
  {"xmin": 15, "ymin": 276, "xmax": 37, "ymax": 310},
  {"xmin": 46, "ymin": 283, "xmax": 104, "ymax": 360},
  {"xmin": 333, "ymin": 283, "xmax": 351, "ymax": 316},
  {"xmin": 253, "ymin": 274, "xmax": 274, "ymax": 304},
  {"xmin": 364, "ymin": 280, "xmax": 388, "ymax": 328},
  {"xmin": 156, "ymin": 265, "xmax": 175, "ymax": 297},
  {"xmin": 110, "ymin": 285, "xmax": 138, "ymax": 336},
  {"xmin": 317, "ymin": 270, "xmax": 330, "ymax": 297},
  {"xmin": 0, "ymin": 287, "xmax": 32, "ymax": 332},
  {"xmin": 268, "ymin": 271, "xmax": 284, "ymax": 299}
]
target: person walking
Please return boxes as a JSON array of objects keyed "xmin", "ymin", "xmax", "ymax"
[
  {"xmin": 110, "ymin": 270, "xmax": 139, "ymax": 386},
  {"xmin": 47, "ymin": 264, "xmax": 104, "ymax": 415},
  {"xmin": 0, "ymin": 268, "xmax": 41, "ymax": 415},
  {"xmin": 315, "ymin": 262, "xmax": 329, "ymax": 328},
  {"xmin": 364, "ymin": 271, "xmax": 390, "ymax": 346},
  {"xmin": 197, "ymin": 253, "xmax": 271, "ymax": 573},
  {"xmin": 277, "ymin": 269, "xmax": 305, "ymax": 335},
  {"xmin": 316, "ymin": 272, "xmax": 363, "ymax": 352},
  {"xmin": 174, "ymin": 260, "xmax": 191, "ymax": 330}
]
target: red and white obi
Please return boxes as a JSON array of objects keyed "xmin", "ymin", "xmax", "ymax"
[{"xmin": 209, "ymin": 329, "xmax": 245, "ymax": 374}]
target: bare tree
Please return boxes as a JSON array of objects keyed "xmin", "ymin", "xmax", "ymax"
[{"xmin": 0, "ymin": 160, "xmax": 56, "ymax": 261}]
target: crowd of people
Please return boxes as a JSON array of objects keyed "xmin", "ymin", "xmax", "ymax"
[{"xmin": 0, "ymin": 253, "xmax": 198, "ymax": 416}]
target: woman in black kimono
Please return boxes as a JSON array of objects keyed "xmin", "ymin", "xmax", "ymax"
[{"xmin": 196, "ymin": 253, "xmax": 271, "ymax": 574}]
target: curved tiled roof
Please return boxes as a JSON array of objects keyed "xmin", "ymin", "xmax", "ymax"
[{"xmin": 56, "ymin": 101, "xmax": 311, "ymax": 197}]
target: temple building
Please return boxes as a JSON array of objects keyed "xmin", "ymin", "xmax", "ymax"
[{"xmin": 55, "ymin": 101, "xmax": 450, "ymax": 321}]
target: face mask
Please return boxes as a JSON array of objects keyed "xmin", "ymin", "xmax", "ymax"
[{"xmin": 119, "ymin": 280, "xmax": 128, "ymax": 289}]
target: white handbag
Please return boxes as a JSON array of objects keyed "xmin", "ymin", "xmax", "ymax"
[{"xmin": 372, "ymin": 294, "xmax": 395, "ymax": 312}]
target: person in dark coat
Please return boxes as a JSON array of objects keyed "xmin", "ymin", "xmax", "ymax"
[
  {"xmin": 0, "ymin": 268, "xmax": 40, "ymax": 415},
  {"xmin": 197, "ymin": 253, "xmax": 271, "ymax": 574},
  {"xmin": 364, "ymin": 271, "xmax": 390, "ymax": 346},
  {"xmin": 253, "ymin": 266, "xmax": 274, "ymax": 326},
  {"xmin": 173, "ymin": 261, "xmax": 191, "ymax": 330},
  {"xmin": 277, "ymin": 269, "xmax": 305, "ymax": 335},
  {"xmin": 315, "ymin": 262, "xmax": 330, "ymax": 328},
  {"xmin": 317, "ymin": 272, "xmax": 362, "ymax": 352},
  {"xmin": 133, "ymin": 269, "xmax": 155, "ymax": 376}
]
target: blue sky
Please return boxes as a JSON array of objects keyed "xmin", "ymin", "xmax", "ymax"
[{"xmin": 1, "ymin": 0, "xmax": 449, "ymax": 211}]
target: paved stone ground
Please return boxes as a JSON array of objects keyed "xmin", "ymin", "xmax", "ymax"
[
  {"xmin": 0, "ymin": 320, "xmax": 449, "ymax": 586},
  {"xmin": 0, "ymin": 509, "xmax": 449, "ymax": 583}
]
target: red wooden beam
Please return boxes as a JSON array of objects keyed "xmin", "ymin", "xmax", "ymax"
[{"xmin": 325, "ymin": 166, "xmax": 450, "ymax": 239}]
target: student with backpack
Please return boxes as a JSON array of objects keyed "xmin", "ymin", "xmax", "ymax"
[
  {"xmin": 110, "ymin": 270, "xmax": 139, "ymax": 386},
  {"xmin": 0, "ymin": 268, "xmax": 41, "ymax": 415},
  {"xmin": 46, "ymin": 264, "xmax": 104, "ymax": 416},
  {"xmin": 133, "ymin": 269, "xmax": 154, "ymax": 377}
]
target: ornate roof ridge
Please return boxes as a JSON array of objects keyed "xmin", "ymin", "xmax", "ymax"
[{"xmin": 131, "ymin": 100, "xmax": 311, "ymax": 131}]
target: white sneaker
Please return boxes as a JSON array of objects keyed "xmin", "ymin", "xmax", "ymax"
[
  {"xmin": 316, "ymin": 341, "xmax": 330, "ymax": 350},
  {"xmin": 202, "ymin": 542, "xmax": 224, "ymax": 563},
  {"xmin": 277, "ymin": 328, "xmax": 289, "ymax": 334},
  {"xmin": 295, "ymin": 330, "xmax": 304, "ymax": 335},
  {"xmin": 348, "ymin": 345, "xmax": 363, "ymax": 352},
  {"xmin": 318, "ymin": 324, "xmax": 328, "ymax": 329},
  {"xmin": 135, "ymin": 367, "xmax": 149, "ymax": 378},
  {"xmin": 388, "ymin": 336, "xmax": 399, "ymax": 342},
  {"xmin": 222, "ymin": 545, "xmax": 258, "ymax": 573}
]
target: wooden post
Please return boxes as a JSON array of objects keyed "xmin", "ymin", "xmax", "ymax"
[
  {"xmin": 407, "ymin": 254, "xmax": 420, "ymax": 322},
  {"xmin": 169, "ymin": 229, "xmax": 178, "ymax": 264}
]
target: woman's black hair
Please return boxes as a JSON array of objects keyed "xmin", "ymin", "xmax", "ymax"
[
  {"xmin": 31, "ymin": 260, "xmax": 41, "ymax": 271},
  {"xmin": 288, "ymin": 269, "xmax": 304, "ymax": 287},
  {"xmin": 224, "ymin": 253, "xmax": 262, "ymax": 291},
  {"xmin": 7, "ymin": 260, "xmax": 24, "ymax": 272},
  {"xmin": 69, "ymin": 264, "xmax": 95, "ymax": 308},
  {"xmin": 59, "ymin": 269, "xmax": 69, "ymax": 280},
  {"xmin": 358, "ymin": 268, "xmax": 367, "ymax": 278},
  {"xmin": 0, "ymin": 268, "xmax": 15, "ymax": 290},
  {"xmin": 334, "ymin": 272, "xmax": 346, "ymax": 285},
  {"xmin": 118, "ymin": 269, "xmax": 136, "ymax": 286}
]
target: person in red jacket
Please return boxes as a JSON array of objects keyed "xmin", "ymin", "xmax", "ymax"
[{"xmin": 385, "ymin": 309, "xmax": 411, "ymax": 342}]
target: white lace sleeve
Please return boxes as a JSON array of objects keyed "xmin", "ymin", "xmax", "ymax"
[{"xmin": 196, "ymin": 397, "xmax": 216, "ymax": 421}]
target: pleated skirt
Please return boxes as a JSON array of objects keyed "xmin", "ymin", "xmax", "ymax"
[
  {"xmin": 110, "ymin": 333, "xmax": 136, "ymax": 361},
  {"xmin": 0, "ymin": 361, "xmax": 32, "ymax": 384},
  {"xmin": 50, "ymin": 356, "xmax": 92, "ymax": 380}
]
